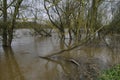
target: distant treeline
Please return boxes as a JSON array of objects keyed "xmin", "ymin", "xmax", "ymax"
[{"xmin": 15, "ymin": 22, "xmax": 51, "ymax": 29}]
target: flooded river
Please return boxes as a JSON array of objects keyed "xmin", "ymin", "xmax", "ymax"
[{"xmin": 0, "ymin": 29, "xmax": 120, "ymax": 80}]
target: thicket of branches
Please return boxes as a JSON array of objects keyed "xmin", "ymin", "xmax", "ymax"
[{"xmin": 0, "ymin": 0, "xmax": 120, "ymax": 47}]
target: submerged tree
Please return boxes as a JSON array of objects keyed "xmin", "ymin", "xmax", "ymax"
[
  {"xmin": 44, "ymin": 0, "xmax": 86, "ymax": 39},
  {"xmin": 0, "ymin": 0, "xmax": 119, "ymax": 47},
  {"xmin": 0, "ymin": 0, "xmax": 23, "ymax": 47}
]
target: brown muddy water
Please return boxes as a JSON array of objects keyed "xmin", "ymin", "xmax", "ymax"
[{"xmin": 0, "ymin": 29, "xmax": 120, "ymax": 80}]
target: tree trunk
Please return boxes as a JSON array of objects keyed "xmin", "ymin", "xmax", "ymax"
[
  {"xmin": 2, "ymin": 0, "xmax": 8, "ymax": 47},
  {"xmin": 2, "ymin": 0, "xmax": 23, "ymax": 47},
  {"xmin": 8, "ymin": 0, "xmax": 23, "ymax": 46}
]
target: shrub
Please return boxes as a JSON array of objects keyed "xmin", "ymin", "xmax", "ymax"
[{"xmin": 99, "ymin": 65, "xmax": 120, "ymax": 80}]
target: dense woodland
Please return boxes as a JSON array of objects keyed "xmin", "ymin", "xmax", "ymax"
[{"xmin": 0, "ymin": 0, "xmax": 120, "ymax": 46}]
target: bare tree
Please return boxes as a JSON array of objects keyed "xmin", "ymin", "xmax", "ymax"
[
  {"xmin": 1, "ymin": 0, "xmax": 23, "ymax": 47},
  {"xmin": 44, "ymin": 0, "xmax": 85, "ymax": 39}
]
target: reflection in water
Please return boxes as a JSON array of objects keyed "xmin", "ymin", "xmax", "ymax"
[
  {"xmin": 0, "ymin": 47, "xmax": 24, "ymax": 80},
  {"xmin": 40, "ymin": 56, "xmax": 79, "ymax": 80},
  {"xmin": 0, "ymin": 29, "xmax": 120, "ymax": 80}
]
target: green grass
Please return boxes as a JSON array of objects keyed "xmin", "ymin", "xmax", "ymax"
[{"xmin": 99, "ymin": 65, "xmax": 120, "ymax": 80}]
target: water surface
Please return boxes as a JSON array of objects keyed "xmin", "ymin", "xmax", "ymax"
[{"xmin": 0, "ymin": 29, "xmax": 120, "ymax": 80}]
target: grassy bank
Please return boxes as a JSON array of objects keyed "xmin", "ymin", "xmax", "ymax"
[{"xmin": 99, "ymin": 64, "xmax": 120, "ymax": 80}]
